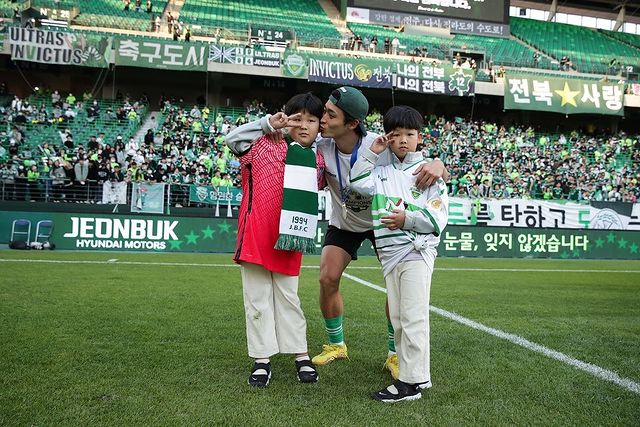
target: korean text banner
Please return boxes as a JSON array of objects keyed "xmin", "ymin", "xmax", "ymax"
[
  {"xmin": 8, "ymin": 27, "xmax": 111, "ymax": 68},
  {"xmin": 394, "ymin": 63, "xmax": 475, "ymax": 96},
  {"xmin": 504, "ymin": 74, "xmax": 624, "ymax": 116},
  {"xmin": 308, "ymin": 55, "xmax": 393, "ymax": 88},
  {"xmin": 447, "ymin": 197, "xmax": 640, "ymax": 231},
  {"xmin": 189, "ymin": 185, "xmax": 242, "ymax": 206},
  {"xmin": 115, "ymin": 38, "xmax": 207, "ymax": 71}
]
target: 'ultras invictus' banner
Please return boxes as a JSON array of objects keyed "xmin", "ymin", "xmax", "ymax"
[
  {"xmin": 8, "ymin": 27, "xmax": 111, "ymax": 68},
  {"xmin": 504, "ymin": 74, "xmax": 624, "ymax": 116},
  {"xmin": 115, "ymin": 38, "xmax": 207, "ymax": 71}
]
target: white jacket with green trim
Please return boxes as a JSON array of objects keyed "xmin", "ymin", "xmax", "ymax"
[{"xmin": 348, "ymin": 148, "xmax": 449, "ymax": 277}]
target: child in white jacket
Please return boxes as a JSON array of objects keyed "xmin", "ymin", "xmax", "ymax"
[{"xmin": 349, "ymin": 105, "xmax": 448, "ymax": 403}]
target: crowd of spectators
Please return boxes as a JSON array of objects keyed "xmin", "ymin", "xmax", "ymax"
[
  {"xmin": 1, "ymin": 91, "xmax": 638, "ymax": 206},
  {"xmin": 408, "ymin": 116, "xmax": 639, "ymax": 203}
]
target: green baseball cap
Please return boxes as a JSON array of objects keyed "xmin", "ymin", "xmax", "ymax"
[{"xmin": 329, "ymin": 86, "xmax": 369, "ymax": 136}]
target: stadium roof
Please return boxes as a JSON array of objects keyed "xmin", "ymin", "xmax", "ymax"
[{"xmin": 521, "ymin": 0, "xmax": 640, "ymax": 16}]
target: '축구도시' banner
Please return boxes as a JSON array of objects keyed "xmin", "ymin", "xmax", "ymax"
[
  {"xmin": 9, "ymin": 27, "xmax": 111, "ymax": 68},
  {"xmin": 115, "ymin": 38, "xmax": 207, "ymax": 71},
  {"xmin": 394, "ymin": 63, "xmax": 475, "ymax": 96},
  {"xmin": 504, "ymin": 74, "xmax": 624, "ymax": 116}
]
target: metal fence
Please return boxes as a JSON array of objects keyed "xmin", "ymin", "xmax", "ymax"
[{"xmin": 0, "ymin": 178, "xmax": 237, "ymax": 210}]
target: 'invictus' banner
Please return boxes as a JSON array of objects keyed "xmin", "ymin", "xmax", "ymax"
[
  {"xmin": 8, "ymin": 27, "xmax": 111, "ymax": 68},
  {"xmin": 308, "ymin": 55, "xmax": 393, "ymax": 88}
]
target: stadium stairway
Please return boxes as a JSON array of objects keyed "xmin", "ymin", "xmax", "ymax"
[
  {"xmin": 317, "ymin": 0, "xmax": 348, "ymax": 33},
  {"xmin": 162, "ymin": 0, "xmax": 184, "ymax": 25},
  {"xmin": 133, "ymin": 111, "xmax": 162, "ymax": 143}
]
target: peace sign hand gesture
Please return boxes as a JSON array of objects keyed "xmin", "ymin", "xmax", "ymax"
[
  {"xmin": 370, "ymin": 131, "xmax": 394, "ymax": 155},
  {"xmin": 269, "ymin": 112, "xmax": 303, "ymax": 130}
]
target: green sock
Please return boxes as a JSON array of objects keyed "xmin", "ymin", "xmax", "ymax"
[
  {"xmin": 324, "ymin": 315, "xmax": 344, "ymax": 345},
  {"xmin": 387, "ymin": 320, "xmax": 396, "ymax": 353}
]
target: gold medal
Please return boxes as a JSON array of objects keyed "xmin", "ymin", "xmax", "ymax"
[{"xmin": 341, "ymin": 202, "xmax": 348, "ymax": 220}]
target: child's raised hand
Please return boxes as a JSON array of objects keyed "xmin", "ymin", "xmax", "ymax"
[
  {"xmin": 370, "ymin": 131, "xmax": 394, "ymax": 154},
  {"xmin": 269, "ymin": 112, "xmax": 303, "ymax": 130}
]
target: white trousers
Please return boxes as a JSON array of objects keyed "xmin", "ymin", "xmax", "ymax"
[
  {"xmin": 385, "ymin": 259, "xmax": 432, "ymax": 384},
  {"xmin": 240, "ymin": 262, "xmax": 308, "ymax": 358}
]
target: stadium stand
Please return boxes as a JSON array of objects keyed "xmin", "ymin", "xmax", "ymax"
[
  {"xmin": 510, "ymin": 17, "xmax": 640, "ymax": 74},
  {"xmin": 1, "ymin": 90, "xmax": 638, "ymax": 205},
  {"xmin": 0, "ymin": 0, "xmax": 18, "ymax": 19},
  {"xmin": 347, "ymin": 22, "xmax": 554, "ymax": 70},
  {"xmin": 178, "ymin": 0, "xmax": 341, "ymax": 46},
  {"xmin": 600, "ymin": 28, "xmax": 640, "ymax": 50},
  {"xmin": 73, "ymin": 0, "xmax": 169, "ymax": 32}
]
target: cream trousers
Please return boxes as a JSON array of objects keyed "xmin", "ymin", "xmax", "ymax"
[
  {"xmin": 385, "ymin": 259, "xmax": 432, "ymax": 384},
  {"xmin": 240, "ymin": 262, "xmax": 308, "ymax": 358}
]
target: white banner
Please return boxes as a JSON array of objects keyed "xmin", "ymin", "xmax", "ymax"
[
  {"xmin": 321, "ymin": 194, "xmax": 640, "ymax": 230},
  {"xmin": 447, "ymin": 197, "xmax": 640, "ymax": 231},
  {"xmin": 102, "ymin": 182, "xmax": 127, "ymax": 205}
]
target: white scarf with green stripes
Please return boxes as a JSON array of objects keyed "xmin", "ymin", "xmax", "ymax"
[{"xmin": 274, "ymin": 139, "xmax": 318, "ymax": 254}]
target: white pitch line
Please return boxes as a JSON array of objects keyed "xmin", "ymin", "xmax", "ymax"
[
  {"xmin": 342, "ymin": 272, "xmax": 640, "ymax": 396},
  {"xmin": 1, "ymin": 257, "xmax": 639, "ymax": 393},
  {"xmin": 0, "ymin": 259, "xmax": 639, "ymax": 274}
]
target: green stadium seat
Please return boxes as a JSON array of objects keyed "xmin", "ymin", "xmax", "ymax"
[
  {"xmin": 510, "ymin": 17, "xmax": 640, "ymax": 74},
  {"xmin": 179, "ymin": 0, "xmax": 341, "ymax": 46}
]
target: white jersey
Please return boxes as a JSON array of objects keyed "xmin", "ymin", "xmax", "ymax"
[
  {"xmin": 316, "ymin": 132, "xmax": 392, "ymax": 233},
  {"xmin": 349, "ymin": 149, "xmax": 449, "ymax": 277}
]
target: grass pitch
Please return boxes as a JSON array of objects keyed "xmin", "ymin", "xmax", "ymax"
[{"xmin": 1, "ymin": 252, "xmax": 639, "ymax": 426}]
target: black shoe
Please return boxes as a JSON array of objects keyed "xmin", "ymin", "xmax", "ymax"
[
  {"xmin": 295, "ymin": 359, "xmax": 319, "ymax": 383},
  {"xmin": 248, "ymin": 362, "xmax": 271, "ymax": 387},
  {"xmin": 371, "ymin": 380, "xmax": 421, "ymax": 403}
]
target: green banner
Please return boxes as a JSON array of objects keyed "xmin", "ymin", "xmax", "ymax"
[
  {"xmin": 8, "ymin": 27, "xmax": 111, "ymax": 68},
  {"xmin": 1, "ymin": 212, "xmax": 639, "ymax": 259},
  {"xmin": 189, "ymin": 185, "xmax": 242, "ymax": 206},
  {"xmin": 504, "ymin": 74, "xmax": 624, "ymax": 116},
  {"xmin": 394, "ymin": 63, "xmax": 475, "ymax": 96},
  {"xmin": 441, "ymin": 227, "xmax": 639, "ymax": 259},
  {"xmin": 281, "ymin": 51, "xmax": 308, "ymax": 78},
  {"xmin": 307, "ymin": 54, "xmax": 393, "ymax": 88},
  {"xmin": 115, "ymin": 38, "xmax": 207, "ymax": 71},
  {"xmin": 131, "ymin": 183, "xmax": 165, "ymax": 214}
]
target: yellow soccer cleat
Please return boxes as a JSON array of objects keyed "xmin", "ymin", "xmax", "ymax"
[
  {"xmin": 312, "ymin": 344, "xmax": 348, "ymax": 366},
  {"xmin": 383, "ymin": 354, "xmax": 399, "ymax": 380}
]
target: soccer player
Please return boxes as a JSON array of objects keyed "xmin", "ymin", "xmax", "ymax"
[{"xmin": 349, "ymin": 105, "xmax": 448, "ymax": 402}]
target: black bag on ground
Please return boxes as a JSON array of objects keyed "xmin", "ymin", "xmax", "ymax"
[{"xmin": 9, "ymin": 240, "xmax": 30, "ymax": 250}]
